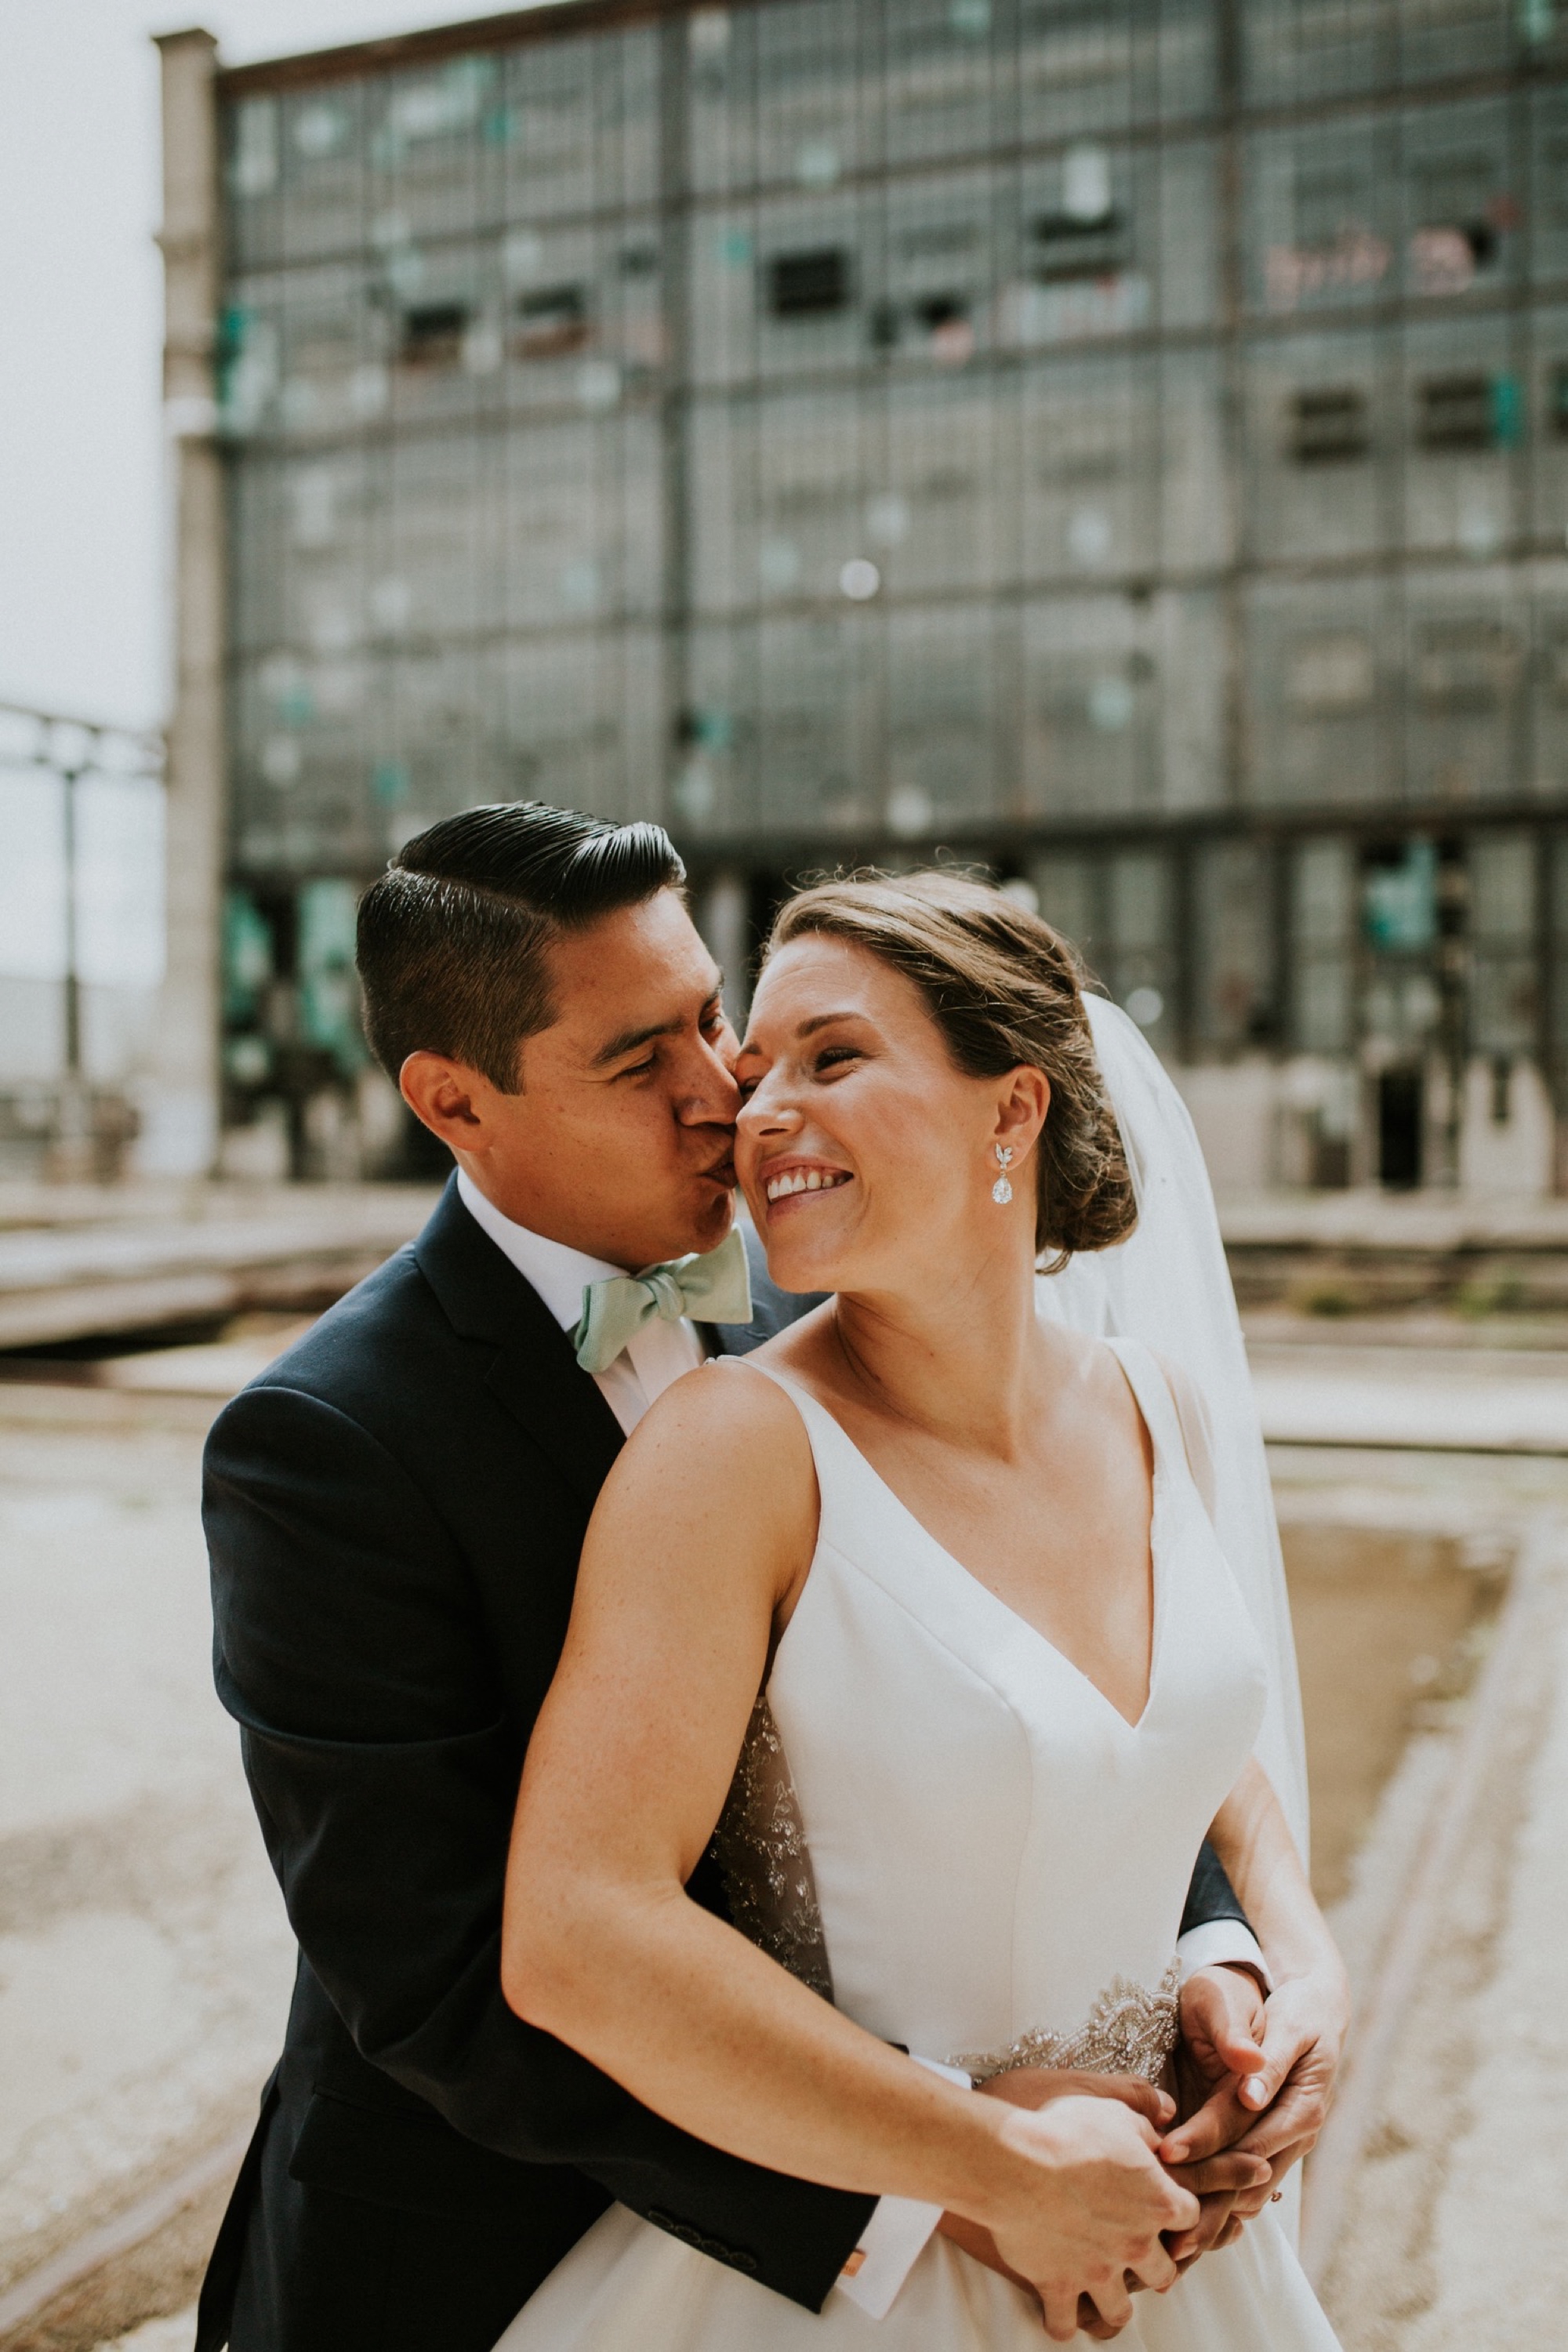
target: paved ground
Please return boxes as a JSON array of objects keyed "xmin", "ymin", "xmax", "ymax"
[{"xmin": 0, "ymin": 1388, "xmax": 294, "ymax": 2327}]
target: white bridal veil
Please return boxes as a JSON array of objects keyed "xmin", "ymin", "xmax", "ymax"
[{"xmin": 1039, "ymin": 996, "xmax": 1311, "ymax": 1866}]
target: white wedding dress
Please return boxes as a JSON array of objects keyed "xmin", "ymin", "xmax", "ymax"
[{"xmin": 494, "ymin": 1338, "xmax": 1341, "ymax": 2350}]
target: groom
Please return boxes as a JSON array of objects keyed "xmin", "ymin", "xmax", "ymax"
[{"xmin": 198, "ymin": 801, "xmax": 1310, "ymax": 2352}]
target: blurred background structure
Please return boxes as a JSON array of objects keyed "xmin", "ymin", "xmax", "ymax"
[
  {"xmin": 147, "ymin": 0, "xmax": 1568, "ymax": 1192},
  {"xmin": 0, "ymin": 705, "xmax": 165, "ymax": 1183}
]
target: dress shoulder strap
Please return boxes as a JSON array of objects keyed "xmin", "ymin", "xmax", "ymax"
[{"xmin": 1105, "ymin": 1336, "xmax": 1218, "ymax": 1519}]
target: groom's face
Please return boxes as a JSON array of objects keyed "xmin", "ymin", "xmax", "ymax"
[{"xmin": 402, "ymin": 888, "xmax": 742, "ymax": 1269}]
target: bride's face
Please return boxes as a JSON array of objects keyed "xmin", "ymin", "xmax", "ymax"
[{"xmin": 735, "ymin": 935, "xmax": 1030, "ymax": 1295}]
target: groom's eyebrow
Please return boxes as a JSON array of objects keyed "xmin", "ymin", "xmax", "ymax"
[{"xmin": 593, "ymin": 982, "xmax": 725, "ymax": 1066}]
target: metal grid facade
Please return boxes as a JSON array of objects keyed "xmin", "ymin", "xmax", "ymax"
[{"xmin": 217, "ymin": 0, "xmax": 1568, "ymax": 1182}]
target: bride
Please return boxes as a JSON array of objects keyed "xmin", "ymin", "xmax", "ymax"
[{"xmin": 494, "ymin": 870, "xmax": 1346, "ymax": 2347}]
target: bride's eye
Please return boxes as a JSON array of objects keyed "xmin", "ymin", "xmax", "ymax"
[{"xmin": 815, "ymin": 1045, "xmax": 862, "ymax": 1076}]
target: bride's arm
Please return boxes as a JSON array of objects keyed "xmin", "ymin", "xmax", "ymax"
[{"xmin": 499, "ymin": 1364, "xmax": 1196, "ymax": 2336}]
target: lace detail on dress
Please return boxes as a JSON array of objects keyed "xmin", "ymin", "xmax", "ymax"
[
  {"xmin": 950, "ymin": 1959, "xmax": 1182, "ymax": 2085},
  {"xmin": 710, "ymin": 1696, "xmax": 834, "ymax": 2003}
]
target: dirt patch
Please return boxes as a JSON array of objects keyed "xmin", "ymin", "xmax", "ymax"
[
  {"xmin": 1283, "ymin": 1525, "xmax": 1509, "ymax": 1907},
  {"xmin": 0, "ymin": 2173, "xmax": 227, "ymax": 2352}
]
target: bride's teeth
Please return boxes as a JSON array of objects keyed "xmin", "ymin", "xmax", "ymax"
[{"xmin": 806, "ymin": 1172, "xmax": 822, "ymax": 1191}]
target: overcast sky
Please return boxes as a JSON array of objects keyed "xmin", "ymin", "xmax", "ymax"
[{"xmin": 0, "ymin": 0, "xmax": 563, "ymax": 731}]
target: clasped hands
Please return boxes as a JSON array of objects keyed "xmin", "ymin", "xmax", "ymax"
[{"xmin": 938, "ymin": 1962, "xmax": 1345, "ymax": 2341}]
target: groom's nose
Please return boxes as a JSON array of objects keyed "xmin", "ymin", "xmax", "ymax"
[{"xmin": 672, "ymin": 1025, "xmax": 742, "ymax": 1126}]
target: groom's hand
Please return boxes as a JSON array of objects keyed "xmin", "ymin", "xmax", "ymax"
[{"xmin": 1160, "ymin": 1963, "xmax": 1348, "ymax": 2261}]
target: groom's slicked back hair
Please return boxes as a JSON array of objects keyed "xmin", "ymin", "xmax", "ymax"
[{"xmin": 357, "ymin": 802, "xmax": 684, "ymax": 1091}]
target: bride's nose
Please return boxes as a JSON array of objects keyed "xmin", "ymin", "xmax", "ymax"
[{"xmin": 738, "ymin": 1080, "xmax": 802, "ymax": 1137}]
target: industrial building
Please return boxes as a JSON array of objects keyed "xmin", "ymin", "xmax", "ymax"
[{"xmin": 156, "ymin": 0, "xmax": 1568, "ymax": 1188}]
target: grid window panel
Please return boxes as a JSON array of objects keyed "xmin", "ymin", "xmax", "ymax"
[
  {"xmin": 752, "ymin": 387, "xmax": 870, "ymax": 604},
  {"xmin": 1245, "ymin": 578, "xmax": 1392, "ymax": 808},
  {"xmin": 880, "ymin": 166, "xmax": 1011, "ymax": 373},
  {"xmin": 1158, "ymin": 348, "xmax": 1230, "ymax": 571},
  {"xmin": 880, "ymin": 376, "xmax": 1007, "ymax": 597},
  {"xmin": 366, "ymin": 56, "xmax": 495, "ymax": 246},
  {"xmin": 754, "ymin": 0, "xmax": 873, "ymax": 194},
  {"xmin": 278, "ymin": 81, "xmax": 371, "ymax": 264},
  {"xmin": 1029, "ymin": 851, "xmax": 1101, "ymax": 964},
  {"xmin": 1243, "ymin": 328, "xmax": 1389, "ymax": 564},
  {"xmin": 1396, "ymin": 0, "xmax": 1516, "ymax": 86},
  {"xmin": 686, "ymin": 7, "xmax": 760, "ymax": 198},
  {"xmin": 498, "ymin": 31, "xmax": 659, "ymax": 220},
  {"xmin": 1402, "ymin": 312, "xmax": 1523, "ymax": 558},
  {"xmin": 1242, "ymin": 0, "xmax": 1395, "ymax": 109},
  {"xmin": 1105, "ymin": 848, "xmax": 1177, "ymax": 1051},
  {"xmin": 1011, "ymin": 140, "xmax": 1163, "ymax": 349},
  {"xmin": 1018, "ymin": 0, "xmax": 1216, "ymax": 142},
  {"xmin": 495, "ymin": 216, "xmax": 668, "ymax": 416},
  {"xmin": 1243, "ymin": 114, "xmax": 1395, "ymax": 319},
  {"xmin": 231, "ymin": 648, "xmax": 395, "ymax": 876},
  {"xmin": 1405, "ymin": 566, "xmax": 1528, "ymax": 804},
  {"xmin": 685, "ymin": 396, "xmax": 749, "ymax": 615},
  {"xmin": 1021, "ymin": 352, "xmax": 1158, "ymax": 582},
  {"xmin": 1528, "ymin": 574, "xmax": 1568, "ymax": 802},
  {"xmin": 227, "ymin": 98, "xmax": 287, "ymax": 272},
  {"xmin": 1155, "ymin": 590, "xmax": 1226, "ymax": 809},
  {"xmin": 1397, "ymin": 99, "xmax": 1519, "ymax": 306},
  {"xmin": 755, "ymin": 612, "xmax": 882, "ymax": 835},
  {"xmin": 1194, "ymin": 840, "xmax": 1277, "ymax": 1050},
  {"xmin": 1290, "ymin": 838, "xmax": 1358, "ymax": 1053},
  {"xmin": 498, "ymin": 627, "xmax": 665, "ymax": 821},
  {"xmin": 885, "ymin": 604, "xmax": 1003, "ymax": 829},
  {"xmin": 220, "ymin": 262, "xmax": 387, "ymax": 445},
  {"xmin": 1020, "ymin": 593, "xmax": 1163, "ymax": 819},
  {"xmin": 1156, "ymin": 140, "xmax": 1220, "ymax": 331},
  {"xmin": 675, "ymin": 622, "xmax": 755, "ymax": 837},
  {"xmin": 690, "ymin": 189, "xmax": 875, "ymax": 389},
  {"xmin": 501, "ymin": 413, "xmax": 664, "ymax": 630},
  {"xmin": 1530, "ymin": 88, "xmax": 1568, "ymax": 289},
  {"xmin": 882, "ymin": 0, "xmax": 1004, "ymax": 172},
  {"xmin": 1468, "ymin": 829, "xmax": 1540, "ymax": 1062}
]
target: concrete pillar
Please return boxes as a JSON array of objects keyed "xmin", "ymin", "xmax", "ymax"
[{"xmin": 136, "ymin": 30, "xmax": 224, "ymax": 1176}]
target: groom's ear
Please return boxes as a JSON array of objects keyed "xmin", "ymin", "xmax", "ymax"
[{"xmin": 400, "ymin": 1049, "xmax": 494, "ymax": 1147}]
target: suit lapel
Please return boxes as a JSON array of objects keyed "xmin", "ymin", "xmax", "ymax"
[{"xmin": 413, "ymin": 1176, "xmax": 624, "ymax": 1508}]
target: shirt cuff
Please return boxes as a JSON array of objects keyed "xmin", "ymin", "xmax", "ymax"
[
  {"xmin": 834, "ymin": 2057, "xmax": 971, "ymax": 2319},
  {"xmin": 1175, "ymin": 1919, "xmax": 1272, "ymax": 1994}
]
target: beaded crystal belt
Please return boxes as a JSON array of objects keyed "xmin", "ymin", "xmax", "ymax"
[{"xmin": 949, "ymin": 1959, "xmax": 1182, "ymax": 2086}]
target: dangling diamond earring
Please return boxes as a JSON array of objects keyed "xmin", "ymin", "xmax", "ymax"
[{"xmin": 992, "ymin": 1145, "xmax": 1014, "ymax": 1205}]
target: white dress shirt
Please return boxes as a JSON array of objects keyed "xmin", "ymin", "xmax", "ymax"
[{"xmin": 457, "ymin": 1174, "xmax": 1268, "ymax": 2315}]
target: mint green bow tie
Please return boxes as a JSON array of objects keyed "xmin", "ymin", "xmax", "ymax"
[{"xmin": 572, "ymin": 1225, "xmax": 753, "ymax": 1376}]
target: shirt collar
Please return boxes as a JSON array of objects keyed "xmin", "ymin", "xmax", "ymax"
[{"xmin": 455, "ymin": 1169, "xmax": 626, "ymax": 1338}]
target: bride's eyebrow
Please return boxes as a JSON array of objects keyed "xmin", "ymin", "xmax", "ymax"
[{"xmin": 796, "ymin": 1011, "xmax": 862, "ymax": 1038}]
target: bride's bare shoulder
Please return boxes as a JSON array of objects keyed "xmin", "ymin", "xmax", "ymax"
[{"xmin": 608, "ymin": 1346, "xmax": 817, "ymax": 1501}]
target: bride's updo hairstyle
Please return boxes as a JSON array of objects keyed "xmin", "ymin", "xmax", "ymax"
[{"xmin": 764, "ymin": 870, "xmax": 1138, "ymax": 1268}]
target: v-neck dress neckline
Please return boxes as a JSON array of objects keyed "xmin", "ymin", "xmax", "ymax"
[{"xmin": 756, "ymin": 1337, "xmax": 1170, "ymax": 1736}]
